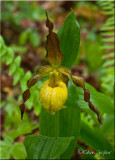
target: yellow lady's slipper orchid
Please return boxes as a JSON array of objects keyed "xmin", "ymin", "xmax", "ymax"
[{"xmin": 19, "ymin": 12, "xmax": 102, "ymax": 124}]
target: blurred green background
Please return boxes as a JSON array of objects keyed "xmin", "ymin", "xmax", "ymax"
[{"xmin": 0, "ymin": 1, "xmax": 114, "ymax": 160}]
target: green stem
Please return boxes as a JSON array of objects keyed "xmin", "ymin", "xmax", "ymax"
[
  {"xmin": 55, "ymin": 111, "xmax": 59, "ymax": 137},
  {"xmin": 55, "ymin": 111, "xmax": 60, "ymax": 159}
]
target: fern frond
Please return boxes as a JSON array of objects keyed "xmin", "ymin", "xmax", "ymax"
[{"xmin": 97, "ymin": 0, "xmax": 114, "ymax": 96}]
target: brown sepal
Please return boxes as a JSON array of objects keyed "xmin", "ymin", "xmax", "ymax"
[
  {"xmin": 46, "ymin": 11, "xmax": 53, "ymax": 33},
  {"xmin": 23, "ymin": 89, "xmax": 30, "ymax": 102},
  {"xmin": 19, "ymin": 103, "xmax": 25, "ymax": 119},
  {"xmin": 45, "ymin": 12, "xmax": 63, "ymax": 67}
]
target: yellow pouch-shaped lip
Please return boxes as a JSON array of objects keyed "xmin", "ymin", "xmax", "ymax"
[{"xmin": 40, "ymin": 80, "xmax": 68, "ymax": 113}]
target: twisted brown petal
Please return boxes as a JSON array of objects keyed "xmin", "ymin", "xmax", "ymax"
[
  {"xmin": 19, "ymin": 75, "xmax": 40, "ymax": 119},
  {"xmin": 19, "ymin": 103, "xmax": 25, "ymax": 119},
  {"xmin": 72, "ymin": 75, "xmax": 102, "ymax": 124},
  {"xmin": 27, "ymin": 78, "xmax": 37, "ymax": 88},
  {"xmin": 72, "ymin": 76, "xmax": 85, "ymax": 89},
  {"xmin": 23, "ymin": 89, "xmax": 30, "ymax": 102}
]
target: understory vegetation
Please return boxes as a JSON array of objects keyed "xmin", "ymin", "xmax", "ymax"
[{"xmin": 0, "ymin": 1, "xmax": 114, "ymax": 160}]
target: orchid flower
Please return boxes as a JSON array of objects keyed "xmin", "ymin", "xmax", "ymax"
[{"xmin": 19, "ymin": 12, "xmax": 102, "ymax": 124}]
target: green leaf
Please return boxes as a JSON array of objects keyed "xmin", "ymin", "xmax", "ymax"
[
  {"xmin": 0, "ymin": 101, "xmax": 5, "ymax": 108},
  {"xmin": 106, "ymin": 16, "xmax": 114, "ymax": 24},
  {"xmin": 9, "ymin": 64, "xmax": 17, "ymax": 75},
  {"xmin": 101, "ymin": 26, "xmax": 114, "ymax": 31},
  {"xmin": 58, "ymin": 10, "xmax": 80, "ymax": 69},
  {"xmin": 13, "ymin": 68, "xmax": 24, "ymax": 85},
  {"xmin": 5, "ymin": 121, "xmax": 38, "ymax": 139},
  {"xmin": 102, "ymin": 10, "xmax": 114, "ymax": 15},
  {"xmin": 100, "ymin": 114, "xmax": 114, "ymax": 135},
  {"xmin": 102, "ymin": 37, "xmax": 114, "ymax": 42},
  {"xmin": 29, "ymin": 30, "xmax": 40, "ymax": 47},
  {"xmin": 19, "ymin": 30, "xmax": 28, "ymax": 45},
  {"xmin": 0, "ymin": 135, "xmax": 26, "ymax": 160},
  {"xmin": 0, "ymin": 45, "xmax": 7, "ymax": 57},
  {"xmin": 102, "ymin": 59, "xmax": 114, "ymax": 68},
  {"xmin": 0, "ymin": 36, "xmax": 5, "ymax": 49},
  {"xmin": 29, "ymin": 6, "xmax": 45, "ymax": 21},
  {"xmin": 12, "ymin": 143, "xmax": 27, "ymax": 159},
  {"xmin": 6, "ymin": 47, "xmax": 14, "ymax": 65},
  {"xmin": 3, "ymin": 134, "xmax": 14, "ymax": 144},
  {"xmin": 11, "ymin": 45, "xmax": 27, "ymax": 54},
  {"xmin": 101, "ymin": 32, "xmax": 114, "ymax": 36},
  {"xmin": 34, "ymin": 101, "xmax": 42, "ymax": 116},
  {"xmin": 85, "ymin": 41, "xmax": 103, "ymax": 72},
  {"xmin": 9, "ymin": 56, "xmax": 21, "ymax": 75},
  {"xmin": 39, "ymin": 79, "xmax": 81, "ymax": 159},
  {"xmin": 24, "ymin": 134, "xmax": 74, "ymax": 159},
  {"xmin": 79, "ymin": 122, "xmax": 114, "ymax": 159},
  {"xmin": 0, "ymin": 138, "xmax": 13, "ymax": 159},
  {"xmin": 0, "ymin": 36, "xmax": 7, "ymax": 57}
]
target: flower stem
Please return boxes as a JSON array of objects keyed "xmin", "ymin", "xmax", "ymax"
[
  {"xmin": 55, "ymin": 111, "xmax": 59, "ymax": 137},
  {"xmin": 55, "ymin": 111, "xmax": 60, "ymax": 159}
]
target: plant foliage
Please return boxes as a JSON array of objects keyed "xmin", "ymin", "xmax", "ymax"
[{"xmin": 98, "ymin": 1, "xmax": 114, "ymax": 96}]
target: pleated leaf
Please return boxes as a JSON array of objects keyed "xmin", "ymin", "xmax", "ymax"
[{"xmin": 24, "ymin": 134, "xmax": 74, "ymax": 159}]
